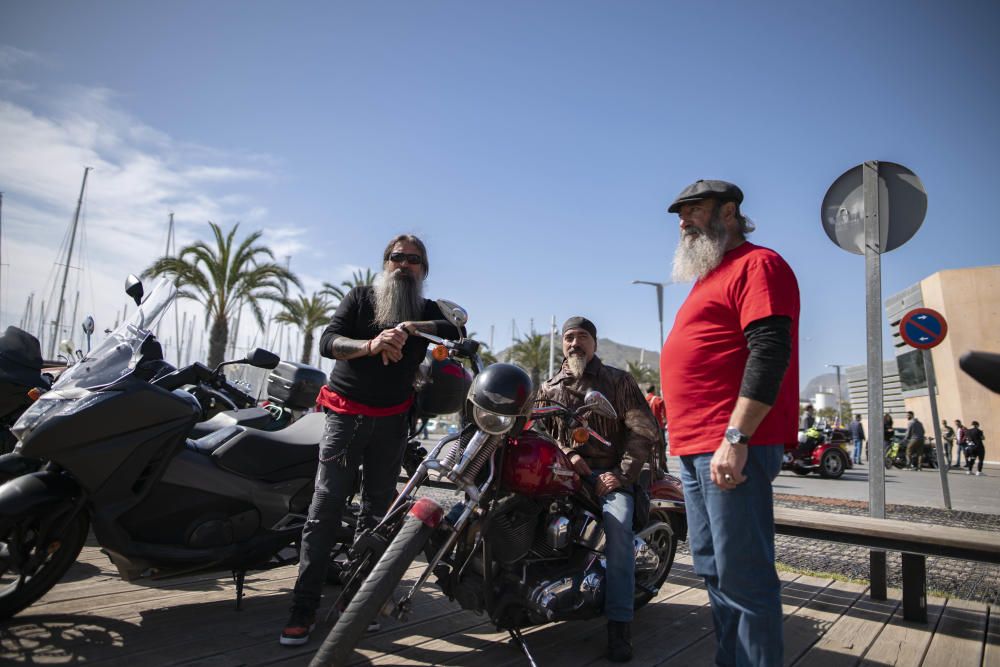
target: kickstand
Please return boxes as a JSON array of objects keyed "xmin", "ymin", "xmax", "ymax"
[
  {"xmin": 232, "ymin": 569, "xmax": 246, "ymax": 610},
  {"xmin": 507, "ymin": 628, "xmax": 539, "ymax": 667}
]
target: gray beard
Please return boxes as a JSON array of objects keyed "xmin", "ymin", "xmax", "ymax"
[
  {"xmin": 671, "ymin": 215, "xmax": 729, "ymax": 282},
  {"xmin": 567, "ymin": 354, "xmax": 588, "ymax": 378},
  {"xmin": 373, "ymin": 268, "xmax": 424, "ymax": 327}
]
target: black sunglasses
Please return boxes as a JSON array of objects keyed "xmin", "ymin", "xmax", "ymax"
[{"xmin": 388, "ymin": 252, "xmax": 423, "ymax": 265}]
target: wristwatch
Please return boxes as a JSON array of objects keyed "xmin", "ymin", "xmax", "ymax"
[{"xmin": 724, "ymin": 427, "xmax": 750, "ymax": 446}]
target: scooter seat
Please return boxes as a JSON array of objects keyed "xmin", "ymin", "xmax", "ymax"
[
  {"xmin": 211, "ymin": 411, "xmax": 325, "ymax": 482},
  {"xmin": 189, "ymin": 407, "xmax": 274, "ymax": 439}
]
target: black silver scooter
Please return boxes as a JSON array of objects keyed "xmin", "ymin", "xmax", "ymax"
[{"xmin": 0, "ymin": 278, "xmax": 325, "ymax": 619}]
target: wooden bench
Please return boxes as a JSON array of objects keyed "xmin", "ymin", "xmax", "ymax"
[{"xmin": 773, "ymin": 507, "xmax": 1000, "ymax": 623}]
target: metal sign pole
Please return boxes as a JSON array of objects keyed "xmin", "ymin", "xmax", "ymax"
[
  {"xmin": 924, "ymin": 349, "xmax": 951, "ymax": 509},
  {"xmin": 864, "ymin": 161, "xmax": 888, "ymax": 599}
]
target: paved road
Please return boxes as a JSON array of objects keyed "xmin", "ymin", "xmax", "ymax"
[{"xmin": 665, "ymin": 456, "xmax": 1000, "ymax": 514}]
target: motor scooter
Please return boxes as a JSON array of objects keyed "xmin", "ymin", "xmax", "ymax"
[{"xmin": 783, "ymin": 426, "xmax": 853, "ymax": 479}]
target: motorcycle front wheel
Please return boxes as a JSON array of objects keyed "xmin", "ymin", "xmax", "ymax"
[
  {"xmin": 0, "ymin": 509, "xmax": 89, "ymax": 619},
  {"xmin": 310, "ymin": 515, "xmax": 434, "ymax": 667}
]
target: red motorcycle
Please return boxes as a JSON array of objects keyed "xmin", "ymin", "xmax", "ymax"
[
  {"xmin": 783, "ymin": 427, "xmax": 853, "ymax": 479},
  {"xmin": 309, "ymin": 316, "xmax": 685, "ymax": 667}
]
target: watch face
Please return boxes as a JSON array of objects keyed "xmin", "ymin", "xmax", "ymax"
[{"xmin": 726, "ymin": 428, "xmax": 746, "ymax": 444}]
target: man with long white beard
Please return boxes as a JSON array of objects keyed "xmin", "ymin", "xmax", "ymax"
[
  {"xmin": 280, "ymin": 234, "xmax": 462, "ymax": 647},
  {"xmin": 535, "ymin": 317, "xmax": 659, "ymax": 662},
  {"xmin": 660, "ymin": 180, "xmax": 799, "ymax": 666}
]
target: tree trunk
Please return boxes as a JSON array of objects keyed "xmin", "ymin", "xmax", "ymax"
[
  {"xmin": 301, "ymin": 328, "xmax": 314, "ymax": 365},
  {"xmin": 208, "ymin": 314, "xmax": 229, "ymax": 368}
]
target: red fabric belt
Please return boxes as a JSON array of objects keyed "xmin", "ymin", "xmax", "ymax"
[{"xmin": 316, "ymin": 385, "xmax": 413, "ymax": 417}]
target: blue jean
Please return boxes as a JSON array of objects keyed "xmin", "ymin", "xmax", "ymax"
[
  {"xmin": 853, "ymin": 439, "xmax": 864, "ymax": 464},
  {"xmin": 597, "ymin": 480, "xmax": 635, "ymax": 622},
  {"xmin": 681, "ymin": 445, "xmax": 784, "ymax": 667},
  {"xmin": 292, "ymin": 410, "xmax": 408, "ymax": 612}
]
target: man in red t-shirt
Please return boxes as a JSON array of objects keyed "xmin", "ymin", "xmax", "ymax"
[
  {"xmin": 645, "ymin": 385, "xmax": 666, "ymax": 430},
  {"xmin": 660, "ymin": 179, "xmax": 799, "ymax": 666}
]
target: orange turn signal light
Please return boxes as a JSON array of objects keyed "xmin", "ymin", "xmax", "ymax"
[
  {"xmin": 27, "ymin": 387, "xmax": 43, "ymax": 401},
  {"xmin": 432, "ymin": 345, "xmax": 449, "ymax": 361},
  {"xmin": 572, "ymin": 427, "xmax": 590, "ymax": 444}
]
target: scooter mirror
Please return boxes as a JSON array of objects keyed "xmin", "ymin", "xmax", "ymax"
[
  {"xmin": 125, "ymin": 275, "xmax": 144, "ymax": 306},
  {"xmin": 246, "ymin": 348, "xmax": 280, "ymax": 370},
  {"xmin": 436, "ymin": 299, "xmax": 469, "ymax": 330},
  {"xmin": 81, "ymin": 316, "xmax": 95, "ymax": 336},
  {"xmin": 581, "ymin": 389, "xmax": 617, "ymax": 420}
]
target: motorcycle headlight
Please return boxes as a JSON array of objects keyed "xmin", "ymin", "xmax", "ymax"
[
  {"xmin": 10, "ymin": 387, "xmax": 100, "ymax": 443},
  {"xmin": 472, "ymin": 405, "xmax": 514, "ymax": 435}
]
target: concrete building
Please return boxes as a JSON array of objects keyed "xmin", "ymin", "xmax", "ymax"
[{"xmin": 886, "ymin": 266, "xmax": 1000, "ymax": 462}]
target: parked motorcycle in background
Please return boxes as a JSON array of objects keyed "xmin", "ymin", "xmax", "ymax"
[
  {"xmin": 0, "ymin": 277, "xmax": 332, "ymax": 619},
  {"xmin": 0, "ymin": 327, "xmax": 51, "ymax": 455}
]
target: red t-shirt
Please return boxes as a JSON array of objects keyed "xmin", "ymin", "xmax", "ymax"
[
  {"xmin": 660, "ymin": 242, "xmax": 799, "ymax": 456},
  {"xmin": 646, "ymin": 393, "xmax": 666, "ymax": 429}
]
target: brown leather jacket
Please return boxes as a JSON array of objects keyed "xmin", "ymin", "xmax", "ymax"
[{"xmin": 535, "ymin": 356, "xmax": 658, "ymax": 484}]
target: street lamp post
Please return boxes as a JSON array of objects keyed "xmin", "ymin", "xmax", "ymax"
[
  {"xmin": 827, "ymin": 363, "xmax": 844, "ymax": 426},
  {"xmin": 631, "ymin": 280, "xmax": 668, "ymax": 348}
]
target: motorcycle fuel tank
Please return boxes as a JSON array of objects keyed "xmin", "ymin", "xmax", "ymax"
[{"xmin": 501, "ymin": 431, "xmax": 581, "ymax": 497}]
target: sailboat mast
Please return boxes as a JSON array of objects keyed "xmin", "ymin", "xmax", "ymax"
[
  {"xmin": 50, "ymin": 167, "xmax": 91, "ymax": 358},
  {"xmin": 0, "ymin": 191, "xmax": 5, "ymax": 325}
]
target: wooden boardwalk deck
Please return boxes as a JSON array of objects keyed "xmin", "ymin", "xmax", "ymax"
[{"xmin": 2, "ymin": 541, "xmax": 997, "ymax": 666}]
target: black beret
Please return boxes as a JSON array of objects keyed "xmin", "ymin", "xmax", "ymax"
[
  {"xmin": 562, "ymin": 316, "xmax": 597, "ymax": 340},
  {"xmin": 667, "ymin": 179, "xmax": 744, "ymax": 213}
]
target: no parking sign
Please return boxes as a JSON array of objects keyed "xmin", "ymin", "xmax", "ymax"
[{"xmin": 899, "ymin": 308, "xmax": 948, "ymax": 349}]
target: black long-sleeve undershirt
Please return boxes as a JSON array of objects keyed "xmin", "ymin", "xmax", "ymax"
[{"xmin": 739, "ymin": 315, "xmax": 792, "ymax": 406}]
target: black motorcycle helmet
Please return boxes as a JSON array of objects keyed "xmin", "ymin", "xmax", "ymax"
[{"xmin": 467, "ymin": 363, "xmax": 534, "ymax": 435}]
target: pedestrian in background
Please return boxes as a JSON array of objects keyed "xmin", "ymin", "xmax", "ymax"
[
  {"xmin": 965, "ymin": 420, "xmax": 986, "ymax": 476},
  {"xmin": 849, "ymin": 414, "xmax": 865, "ymax": 464},
  {"xmin": 955, "ymin": 419, "xmax": 968, "ymax": 468},
  {"xmin": 905, "ymin": 411, "xmax": 926, "ymax": 470},
  {"xmin": 941, "ymin": 420, "xmax": 956, "ymax": 467},
  {"xmin": 800, "ymin": 404, "xmax": 815, "ymax": 430}
]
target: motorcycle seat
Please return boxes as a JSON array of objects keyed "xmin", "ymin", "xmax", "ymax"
[
  {"xmin": 189, "ymin": 407, "xmax": 274, "ymax": 439},
  {"xmin": 211, "ymin": 411, "xmax": 325, "ymax": 482}
]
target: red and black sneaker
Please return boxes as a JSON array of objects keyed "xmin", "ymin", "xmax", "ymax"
[{"xmin": 279, "ymin": 607, "xmax": 316, "ymax": 646}]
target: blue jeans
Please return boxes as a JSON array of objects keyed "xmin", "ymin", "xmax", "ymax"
[
  {"xmin": 292, "ymin": 410, "xmax": 408, "ymax": 612},
  {"xmin": 591, "ymin": 470, "xmax": 635, "ymax": 622},
  {"xmin": 681, "ymin": 445, "xmax": 784, "ymax": 667},
  {"xmin": 853, "ymin": 439, "xmax": 864, "ymax": 464}
]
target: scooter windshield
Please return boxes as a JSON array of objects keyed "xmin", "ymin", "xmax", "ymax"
[{"xmin": 53, "ymin": 280, "xmax": 178, "ymax": 391}]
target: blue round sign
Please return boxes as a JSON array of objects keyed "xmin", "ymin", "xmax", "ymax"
[{"xmin": 899, "ymin": 308, "xmax": 948, "ymax": 350}]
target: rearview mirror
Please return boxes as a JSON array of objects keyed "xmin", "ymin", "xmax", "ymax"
[
  {"xmin": 436, "ymin": 299, "xmax": 468, "ymax": 330},
  {"xmin": 581, "ymin": 389, "xmax": 617, "ymax": 420},
  {"xmin": 246, "ymin": 348, "xmax": 280, "ymax": 370},
  {"xmin": 81, "ymin": 316, "xmax": 95, "ymax": 336},
  {"xmin": 125, "ymin": 275, "xmax": 144, "ymax": 306}
]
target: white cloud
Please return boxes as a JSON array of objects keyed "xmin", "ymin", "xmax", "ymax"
[
  {"xmin": 0, "ymin": 45, "xmax": 44, "ymax": 71},
  {"xmin": 0, "ymin": 80, "xmax": 282, "ymax": 356}
]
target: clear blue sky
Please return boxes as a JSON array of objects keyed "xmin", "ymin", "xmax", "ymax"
[{"xmin": 1, "ymin": 1, "xmax": 998, "ymax": 387}]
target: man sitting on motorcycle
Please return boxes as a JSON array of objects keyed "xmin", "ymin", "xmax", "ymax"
[{"xmin": 535, "ymin": 316, "xmax": 659, "ymax": 663}]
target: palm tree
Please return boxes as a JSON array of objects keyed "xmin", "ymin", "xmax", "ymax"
[
  {"xmin": 509, "ymin": 331, "xmax": 562, "ymax": 388},
  {"xmin": 626, "ymin": 360, "xmax": 659, "ymax": 389},
  {"xmin": 273, "ymin": 292, "xmax": 336, "ymax": 365},
  {"xmin": 144, "ymin": 222, "xmax": 300, "ymax": 367},
  {"xmin": 322, "ymin": 268, "xmax": 376, "ymax": 302}
]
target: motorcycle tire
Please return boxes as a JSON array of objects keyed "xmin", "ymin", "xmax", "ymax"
[
  {"xmin": 0, "ymin": 509, "xmax": 89, "ymax": 619},
  {"xmin": 634, "ymin": 513, "xmax": 678, "ymax": 609},
  {"xmin": 311, "ymin": 515, "xmax": 433, "ymax": 667},
  {"xmin": 818, "ymin": 450, "xmax": 846, "ymax": 479},
  {"xmin": 791, "ymin": 466, "xmax": 811, "ymax": 476}
]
